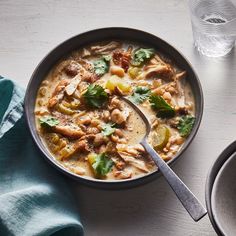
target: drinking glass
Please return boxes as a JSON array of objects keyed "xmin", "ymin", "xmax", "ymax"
[{"xmin": 189, "ymin": 0, "xmax": 236, "ymax": 57}]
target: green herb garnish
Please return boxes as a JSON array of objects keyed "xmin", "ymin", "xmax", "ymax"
[
  {"xmin": 149, "ymin": 94, "xmax": 175, "ymax": 118},
  {"xmin": 83, "ymin": 84, "xmax": 109, "ymax": 108},
  {"xmin": 88, "ymin": 153, "xmax": 114, "ymax": 177},
  {"xmin": 93, "ymin": 56, "xmax": 110, "ymax": 76},
  {"xmin": 131, "ymin": 48, "xmax": 155, "ymax": 66},
  {"xmin": 102, "ymin": 123, "xmax": 116, "ymax": 136},
  {"xmin": 177, "ymin": 116, "xmax": 195, "ymax": 137},
  {"xmin": 129, "ymin": 86, "xmax": 151, "ymax": 104},
  {"xmin": 39, "ymin": 116, "xmax": 59, "ymax": 128},
  {"xmin": 103, "ymin": 55, "xmax": 111, "ymax": 62}
]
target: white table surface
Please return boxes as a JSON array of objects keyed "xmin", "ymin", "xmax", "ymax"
[{"xmin": 1, "ymin": 0, "xmax": 236, "ymax": 235}]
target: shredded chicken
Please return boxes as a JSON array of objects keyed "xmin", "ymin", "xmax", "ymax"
[
  {"xmin": 175, "ymin": 71, "xmax": 186, "ymax": 81},
  {"xmin": 48, "ymin": 80, "xmax": 69, "ymax": 108},
  {"xmin": 112, "ymin": 46, "xmax": 132, "ymax": 72},
  {"xmin": 116, "ymin": 144, "xmax": 145, "ymax": 156},
  {"xmin": 139, "ymin": 64, "xmax": 174, "ymax": 80},
  {"xmin": 118, "ymin": 152, "xmax": 149, "ymax": 173},
  {"xmin": 90, "ymin": 41, "xmax": 121, "ymax": 55},
  {"xmin": 133, "ymin": 54, "xmax": 174, "ymax": 80},
  {"xmin": 74, "ymin": 139, "xmax": 90, "ymax": 152},
  {"xmin": 114, "ymin": 169, "xmax": 132, "ymax": 179},
  {"xmin": 64, "ymin": 60, "xmax": 97, "ymax": 83},
  {"xmin": 65, "ymin": 74, "xmax": 81, "ymax": 96},
  {"xmin": 80, "ymin": 48, "xmax": 91, "ymax": 58},
  {"xmin": 116, "ymin": 144, "xmax": 148, "ymax": 173},
  {"xmin": 111, "ymin": 157, "xmax": 125, "ymax": 170},
  {"xmin": 64, "ymin": 61, "xmax": 81, "ymax": 77},
  {"xmin": 76, "ymin": 58, "xmax": 94, "ymax": 72},
  {"xmin": 150, "ymin": 55, "xmax": 167, "ymax": 66},
  {"xmin": 53, "ymin": 125, "xmax": 85, "ymax": 139},
  {"xmin": 71, "ymin": 166, "xmax": 86, "ymax": 175},
  {"xmin": 174, "ymin": 76, "xmax": 186, "ymax": 108}
]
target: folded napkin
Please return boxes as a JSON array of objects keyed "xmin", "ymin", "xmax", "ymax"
[{"xmin": 0, "ymin": 77, "xmax": 83, "ymax": 236}]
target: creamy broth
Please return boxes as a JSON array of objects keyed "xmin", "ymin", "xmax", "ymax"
[{"xmin": 35, "ymin": 41, "xmax": 195, "ymax": 180}]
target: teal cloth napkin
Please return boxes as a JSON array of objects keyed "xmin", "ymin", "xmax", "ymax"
[{"xmin": 0, "ymin": 77, "xmax": 84, "ymax": 236}]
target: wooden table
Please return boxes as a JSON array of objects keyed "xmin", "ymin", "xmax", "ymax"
[{"xmin": 1, "ymin": 0, "xmax": 235, "ymax": 235}]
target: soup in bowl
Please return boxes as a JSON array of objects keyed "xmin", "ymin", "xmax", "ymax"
[
  {"xmin": 25, "ymin": 28, "xmax": 203, "ymax": 188},
  {"xmin": 35, "ymin": 41, "xmax": 196, "ymax": 180}
]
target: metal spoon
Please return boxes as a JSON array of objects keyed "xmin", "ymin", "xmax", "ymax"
[{"xmin": 122, "ymin": 97, "xmax": 207, "ymax": 222}]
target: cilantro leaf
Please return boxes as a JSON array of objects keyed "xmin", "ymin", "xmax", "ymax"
[
  {"xmin": 177, "ymin": 116, "xmax": 195, "ymax": 137},
  {"xmin": 93, "ymin": 57, "xmax": 110, "ymax": 76},
  {"xmin": 39, "ymin": 116, "xmax": 59, "ymax": 128},
  {"xmin": 131, "ymin": 48, "xmax": 155, "ymax": 66},
  {"xmin": 89, "ymin": 153, "xmax": 114, "ymax": 176},
  {"xmin": 129, "ymin": 86, "xmax": 151, "ymax": 104},
  {"xmin": 102, "ymin": 123, "xmax": 116, "ymax": 136},
  {"xmin": 149, "ymin": 94, "xmax": 176, "ymax": 118},
  {"xmin": 83, "ymin": 84, "xmax": 109, "ymax": 108}
]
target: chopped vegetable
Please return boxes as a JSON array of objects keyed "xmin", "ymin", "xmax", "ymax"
[
  {"xmin": 57, "ymin": 103, "xmax": 75, "ymax": 115},
  {"xmin": 105, "ymin": 79, "xmax": 116, "ymax": 91},
  {"xmin": 131, "ymin": 48, "xmax": 155, "ymax": 66},
  {"xmin": 59, "ymin": 145, "xmax": 76, "ymax": 159},
  {"xmin": 151, "ymin": 125, "xmax": 170, "ymax": 150},
  {"xmin": 83, "ymin": 84, "xmax": 109, "ymax": 108},
  {"xmin": 117, "ymin": 81, "xmax": 131, "ymax": 93},
  {"xmin": 129, "ymin": 86, "xmax": 151, "ymax": 104},
  {"xmin": 49, "ymin": 133, "xmax": 60, "ymax": 144},
  {"xmin": 39, "ymin": 116, "xmax": 60, "ymax": 128},
  {"xmin": 149, "ymin": 94, "xmax": 176, "ymax": 118},
  {"xmin": 93, "ymin": 57, "xmax": 110, "ymax": 76},
  {"xmin": 88, "ymin": 153, "xmax": 114, "ymax": 177},
  {"xmin": 128, "ymin": 67, "xmax": 141, "ymax": 79},
  {"xmin": 102, "ymin": 123, "xmax": 116, "ymax": 136},
  {"xmin": 105, "ymin": 77, "xmax": 131, "ymax": 93},
  {"xmin": 62, "ymin": 100, "xmax": 80, "ymax": 109},
  {"xmin": 177, "ymin": 116, "xmax": 195, "ymax": 137}
]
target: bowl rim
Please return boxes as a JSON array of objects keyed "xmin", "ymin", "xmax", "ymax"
[
  {"xmin": 25, "ymin": 27, "xmax": 204, "ymax": 188},
  {"xmin": 205, "ymin": 140, "xmax": 236, "ymax": 235}
]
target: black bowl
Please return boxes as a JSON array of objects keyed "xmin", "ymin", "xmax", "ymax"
[
  {"xmin": 206, "ymin": 141, "xmax": 236, "ymax": 235},
  {"xmin": 25, "ymin": 27, "xmax": 204, "ymax": 189}
]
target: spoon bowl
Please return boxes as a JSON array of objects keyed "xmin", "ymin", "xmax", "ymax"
[{"xmin": 121, "ymin": 97, "xmax": 151, "ymax": 137}]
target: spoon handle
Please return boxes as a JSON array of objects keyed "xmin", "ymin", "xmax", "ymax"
[{"xmin": 141, "ymin": 139, "xmax": 207, "ymax": 222}]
